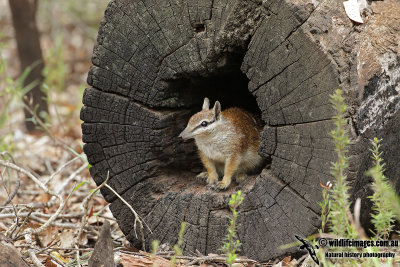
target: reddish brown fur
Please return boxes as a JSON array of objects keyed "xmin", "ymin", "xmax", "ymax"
[{"xmin": 222, "ymin": 107, "xmax": 261, "ymax": 154}]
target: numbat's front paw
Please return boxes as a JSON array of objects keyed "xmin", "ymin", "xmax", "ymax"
[
  {"xmin": 197, "ymin": 172, "xmax": 218, "ymax": 185},
  {"xmin": 196, "ymin": 172, "xmax": 208, "ymax": 180},
  {"xmin": 216, "ymin": 180, "xmax": 230, "ymax": 190},
  {"xmin": 207, "ymin": 173, "xmax": 218, "ymax": 184}
]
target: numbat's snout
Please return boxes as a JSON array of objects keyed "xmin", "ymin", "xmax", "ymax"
[{"xmin": 179, "ymin": 97, "xmax": 264, "ymax": 190}]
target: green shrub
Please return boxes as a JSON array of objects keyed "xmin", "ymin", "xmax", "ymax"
[
  {"xmin": 317, "ymin": 89, "xmax": 399, "ymax": 267},
  {"xmin": 326, "ymin": 89, "xmax": 357, "ymax": 238},
  {"xmin": 222, "ymin": 190, "xmax": 244, "ymax": 266}
]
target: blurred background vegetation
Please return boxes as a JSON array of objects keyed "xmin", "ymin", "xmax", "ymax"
[{"xmin": 0, "ymin": 0, "xmax": 108, "ymax": 151}]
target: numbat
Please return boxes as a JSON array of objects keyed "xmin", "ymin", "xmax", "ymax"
[{"xmin": 179, "ymin": 97, "xmax": 264, "ymax": 190}]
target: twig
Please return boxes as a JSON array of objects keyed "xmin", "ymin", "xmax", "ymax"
[
  {"xmin": 24, "ymin": 231, "xmax": 44, "ymax": 267},
  {"xmin": 47, "ymin": 161, "xmax": 88, "ymax": 207},
  {"xmin": 16, "ymin": 245, "xmax": 95, "ymax": 252},
  {"xmin": 0, "ymin": 167, "xmax": 21, "ymax": 206},
  {"xmin": 26, "ymin": 214, "xmax": 85, "ymax": 229},
  {"xmin": 158, "ymin": 253, "xmax": 258, "ymax": 266},
  {"xmin": 13, "ymin": 190, "xmax": 42, "ymax": 195},
  {"xmin": 63, "ymin": 252, "xmax": 92, "ymax": 266},
  {"xmin": 22, "ymin": 101, "xmax": 62, "ymax": 147},
  {"xmin": 0, "ymin": 159, "xmax": 66, "ymax": 234},
  {"xmin": 75, "ymin": 171, "xmax": 110, "ymax": 247},
  {"xmin": 13, "ymin": 207, "xmax": 34, "ymax": 239},
  {"xmin": 195, "ymin": 249, "xmax": 203, "ymax": 257},
  {"xmin": 96, "ymin": 214, "xmax": 117, "ymax": 221},
  {"xmin": 0, "ymin": 211, "xmax": 84, "ymax": 219},
  {"xmin": 94, "ymin": 202, "xmax": 110, "ymax": 216},
  {"xmin": 75, "ymin": 244, "xmax": 81, "ymax": 267},
  {"xmin": 0, "ymin": 152, "xmax": 21, "ymax": 238},
  {"xmin": 63, "ymin": 161, "xmax": 88, "ymax": 186},
  {"xmin": 0, "ymin": 203, "xmax": 44, "ymax": 211},
  {"xmin": 34, "ymin": 242, "xmax": 58, "ymax": 255},
  {"xmin": 0, "ymin": 160, "xmax": 54, "ymax": 196},
  {"xmin": 353, "ymin": 198, "xmax": 368, "ymax": 239},
  {"xmin": 44, "ymin": 159, "xmax": 55, "ymax": 174},
  {"xmin": 0, "ymin": 169, "xmax": 20, "ymax": 238},
  {"xmin": 104, "ymin": 182, "xmax": 151, "ymax": 250},
  {"xmin": 44, "ymin": 155, "xmax": 81, "ymax": 185}
]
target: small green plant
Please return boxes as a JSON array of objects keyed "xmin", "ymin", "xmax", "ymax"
[
  {"xmin": 327, "ymin": 89, "xmax": 357, "ymax": 239},
  {"xmin": 151, "ymin": 240, "xmax": 160, "ymax": 267},
  {"xmin": 319, "ymin": 181, "xmax": 332, "ymax": 233},
  {"xmin": 366, "ymin": 138, "xmax": 399, "ymax": 237},
  {"xmin": 151, "ymin": 240, "xmax": 160, "ymax": 254},
  {"xmin": 0, "ymin": 134, "xmax": 15, "ymax": 154},
  {"xmin": 171, "ymin": 222, "xmax": 186, "ymax": 267},
  {"xmin": 222, "ymin": 190, "xmax": 244, "ymax": 266},
  {"xmin": 43, "ymin": 34, "xmax": 67, "ymax": 93},
  {"xmin": 315, "ymin": 89, "xmax": 355, "ymax": 267},
  {"xmin": 0, "ymin": 45, "xmax": 38, "ymax": 129}
]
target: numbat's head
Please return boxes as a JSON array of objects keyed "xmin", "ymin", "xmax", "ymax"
[{"xmin": 179, "ymin": 98, "xmax": 221, "ymax": 140}]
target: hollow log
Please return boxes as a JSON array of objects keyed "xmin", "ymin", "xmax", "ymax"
[{"xmin": 81, "ymin": 0, "xmax": 400, "ymax": 261}]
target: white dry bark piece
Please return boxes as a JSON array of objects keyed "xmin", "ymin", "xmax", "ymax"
[{"xmin": 343, "ymin": 0, "xmax": 364, "ymax": 23}]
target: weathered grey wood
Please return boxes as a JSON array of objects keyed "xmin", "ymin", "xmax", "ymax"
[
  {"xmin": 0, "ymin": 235, "xmax": 29, "ymax": 267},
  {"xmin": 81, "ymin": 0, "xmax": 400, "ymax": 262},
  {"xmin": 89, "ymin": 220, "xmax": 115, "ymax": 267}
]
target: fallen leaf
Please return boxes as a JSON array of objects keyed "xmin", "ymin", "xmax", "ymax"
[
  {"xmin": 120, "ymin": 253, "xmax": 174, "ymax": 267},
  {"xmin": 0, "ymin": 221, "xmax": 8, "ymax": 231},
  {"xmin": 45, "ymin": 257, "xmax": 57, "ymax": 267},
  {"xmin": 37, "ymin": 193, "xmax": 52, "ymax": 203},
  {"xmin": 39, "ymin": 226, "xmax": 59, "ymax": 247},
  {"xmin": 59, "ymin": 229, "xmax": 75, "ymax": 248},
  {"xmin": 123, "ymin": 244, "xmax": 140, "ymax": 252},
  {"xmin": 282, "ymin": 255, "xmax": 297, "ymax": 266},
  {"xmin": 51, "ymin": 251, "xmax": 70, "ymax": 264},
  {"xmin": 343, "ymin": 0, "xmax": 364, "ymax": 23},
  {"xmin": 89, "ymin": 205, "xmax": 94, "ymax": 218}
]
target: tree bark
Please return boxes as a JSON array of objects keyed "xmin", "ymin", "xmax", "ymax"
[
  {"xmin": 0, "ymin": 234, "xmax": 29, "ymax": 267},
  {"xmin": 9, "ymin": 0, "xmax": 48, "ymax": 132},
  {"xmin": 81, "ymin": 0, "xmax": 400, "ymax": 261}
]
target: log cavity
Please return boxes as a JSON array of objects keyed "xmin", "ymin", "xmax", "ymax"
[
  {"xmin": 167, "ymin": 51, "xmax": 261, "ymax": 115},
  {"xmin": 158, "ymin": 51, "xmax": 269, "ymax": 182}
]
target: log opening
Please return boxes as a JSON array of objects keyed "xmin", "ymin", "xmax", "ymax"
[
  {"xmin": 166, "ymin": 51, "xmax": 261, "ymax": 114},
  {"xmin": 137, "ymin": 48, "xmax": 269, "ymax": 183}
]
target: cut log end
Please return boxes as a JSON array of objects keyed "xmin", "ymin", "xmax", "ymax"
[{"xmin": 82, "ymin": 0, "xmax": 400, "ymax": 262}]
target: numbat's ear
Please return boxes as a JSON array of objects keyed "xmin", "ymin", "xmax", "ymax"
[
  {"xmin": 213, "ymin": 101, "xmax": 221, "ymax": 120},
  {"xmin": 202, "ymin": 97, "xmax": 210, "ymax": 110}
]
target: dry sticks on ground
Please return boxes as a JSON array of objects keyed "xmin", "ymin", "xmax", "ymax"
[
  {"xmin": 0, "ymin": 152, "xmax": 97, "ymax": 265},
  {"xmin": 0, "ymin": 146, "xmax": 151, "ymax": 266},
  {"xmin": 0, "ymin": 154, "xmax": 86, "ymax": 266}
]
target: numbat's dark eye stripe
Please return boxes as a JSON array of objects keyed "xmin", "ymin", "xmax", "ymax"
[{"xmin": 191, "ymin": 119, "xmax": 215, "ymax": 133}]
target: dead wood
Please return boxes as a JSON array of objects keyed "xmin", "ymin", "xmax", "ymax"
[{"xmin": 81, "ymin": 0, "xmax": 400, "ymax": 261}]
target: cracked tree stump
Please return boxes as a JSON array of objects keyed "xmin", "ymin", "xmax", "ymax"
[{"xmin": 81, "ymin": 0, "xmax": 400, "ymax": 261}]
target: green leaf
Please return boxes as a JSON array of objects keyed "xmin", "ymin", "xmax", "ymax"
[{"xmin": 73, "ymin": 181, "xmax": 90, "ymax": 192}]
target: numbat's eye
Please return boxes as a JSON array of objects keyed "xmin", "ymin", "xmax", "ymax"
[{"xmin": 201, "ymin": 121, "xmax": 208, "ymax": 127}]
